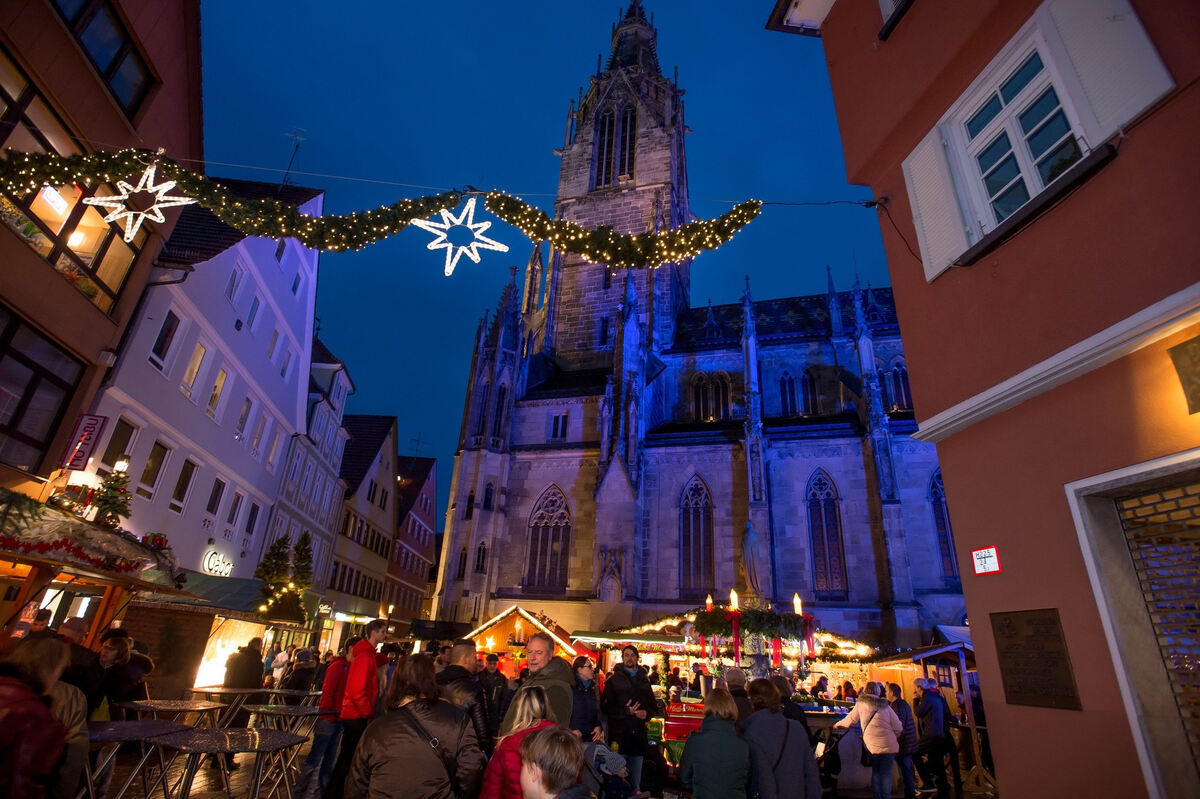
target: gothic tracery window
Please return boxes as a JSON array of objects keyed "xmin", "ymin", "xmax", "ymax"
[
  {"xmin": 801, "ymin": 369, "xmax": 818, "ymax": 415},
  {"xmin": 780, "ymin": 372, "xmax": 798, "ymax": 416},
  {"xmin": 691, "ymin": 373, "xmax": 731, "ymax": 422},
  {"xmin": 808, "ymin": 470, "xmax": 848, "ymax": 600},
  {"xmin": 491, "ymin": 385, "xmax": 508, "ymax": 439},
  {"xmin": 475, "ymin": 542, "xmax": 488, "ymax": 574},
  {"xmin": 679, "ymin": 477, "xmax": 714, "ymax": 597},
  {"xmin": 618, "ymin": 107, "xmax": 636, "ymax": 179},
  {"xmin": 595, "ymin": 105, "xmax": 636, "ymax": 188},
  {"xmin": 483, "ymin": 483, "xmax": 494, "ymax": 511},
  {"xmin": 930, "ymin": 470, "xmax": 959, "ymax": 579},
  {"xmin": 891, "ymin": 362, "xmax": 913, "ymax": 410},
  {"xmin": 526, "ymin": 486, "xmax": 571, "ymax": 590}
]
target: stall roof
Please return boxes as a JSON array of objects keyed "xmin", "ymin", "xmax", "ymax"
[
  {"xmin": 571, "ymin": 630, "xmax": 687, "ymax": 650},
  {"xmin": 872, "ymin": 639, "xmax": 975, "ymax": 668},
  {"xmin": 467, "ymin": 605, "xmax": 588, "ymax": 657},
  {"xmin": 932, "ymin": 625, "xmax": 972, "ymax": 646},
  {"xmin": 139, "ymin": 569, "xmax": 307, "ymax": 627},
  {"xmin": 0, "ymin": 553, "xmax": 195, "ymax": 596}
]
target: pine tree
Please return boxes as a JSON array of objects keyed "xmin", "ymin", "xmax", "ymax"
[
  {"xmin": 254, "ymin": 534, "xmax": 292, "ymax": 603},
  {"xmin": 291, "ymin": 530, "xmax": 314, "ymax": 590},
  {"xmin": 92, "ymin": 470, "xmax": 131, "ymax": 528}
]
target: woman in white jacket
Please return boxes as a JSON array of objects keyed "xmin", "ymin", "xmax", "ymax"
[{"xmin": 834, "ymin": 681, "xmax": 903, "ymax": 799}]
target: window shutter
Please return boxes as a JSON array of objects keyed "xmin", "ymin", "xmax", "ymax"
[
  {"xmin": 901, "ymin": 127, "xmax": 969, "ymax": 282},
  {"xmin": 1042, "ymin": 0, "xmax": 1173, "ymax": 145}
]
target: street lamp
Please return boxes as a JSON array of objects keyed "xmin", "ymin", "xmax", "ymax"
[{"xmin": 113, "ymin": 457, "xmax": 129, "ymax": 473}]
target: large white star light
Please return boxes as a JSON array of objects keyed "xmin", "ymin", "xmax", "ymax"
[
  {"xmin": 411, "ymin": 196, "xmax": 508, "ymax": 276},
  {"xmin": 82, "ymin": 163, "xmax": 197, "ymax": 242}
]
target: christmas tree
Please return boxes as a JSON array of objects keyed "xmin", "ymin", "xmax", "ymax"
[
  {"xmin": 254, "ymin": 534, "xmax": 305, "ymax": 621},
  {"xmin": 291, "ymin": 530, "xmax": 314, "ymax": 591},
  {"xmin": 92, "ymin": 470, "xmax": 131, "ymax": 528}
]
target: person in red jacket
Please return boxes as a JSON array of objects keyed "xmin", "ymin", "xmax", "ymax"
[
  {"xmin": 481, "ymin": 685, "xmax": 557, "ymax": 799},
  {"xmin": 327, "ymin": 621, "xmax": 386, "ymax": 799},
  {"xmin": 0, "ymin": 636, "xmax": 70, "ymax": 799},
  {"xmin": 296, "ymin": 637, "xmax": 358, "ymax": 799}
]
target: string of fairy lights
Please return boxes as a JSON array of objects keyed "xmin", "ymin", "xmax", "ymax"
[{"xmin": 0, "ymin": 147, "xmax": 768, "ymax": 267}]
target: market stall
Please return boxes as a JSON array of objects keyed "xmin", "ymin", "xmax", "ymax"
[{"xmin": 465, "ymin": 605, "xmax": 595, "ymax": 677}]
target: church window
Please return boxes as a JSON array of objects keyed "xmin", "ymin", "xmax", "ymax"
[
  {"xmin": 930, "ymin": 470, "xmax": 959, "ymax": 579},
  {"xmin": 781, "ymin": 372, "xmax": 798, "ymax": 416},
  {"xmin": 603, "ymin": 268, "xmax": 612, "ymax": 290},
  {"xmin": 598, "ymin": 317, "xmax": 611, "ymax": 347},
  {"xmin": 525, "ymin": 485, "xmax": 571, "ymax": 591},
  {"xmin": 617, "ymin": 107, "xmax": 636, "ymax": 180},
  {"xmin": 595, "ymin": 109, "xmax": 617, "ymax": 187},
  {"xmin": 475, "ymin": 542, "xmax": 488, "ymax": 574},
  {"xmin": 679, "ymin": 477, "xmax": 714, "ymax": 598},
  {"xmin": 491, "ymin": 385, "xmax": 507, "ymax": 439},
  {"xmin": 474, "ymin": 383, "xmax": 490, "ymax": 437},
  {"xmin": 808, "ymin": 470, "xmax": 848, "ymax": 601},
  {"xmin": 691, "ymin": 374, "xmax": 732, "ymax": 422},
  {"xmin": 550, "ymin": 412, "xmax": 568, "ymax": 441},
  {"xmin": 464, "ymin": 490, "xmax": 474, "ymax": 520},
  {"xmin": 801, "ymin": 369, "xmax": 819, "ymax": 415},
  {"xmin": 891, "ymin": 362, "xmax": 913, "ymax": 410},
  {"xmin": 456, "ymin": 547, "xmax": 467, "ymax": 580},
  {"xmin": 483, "ymin": 483, "xmax": 494, "ymax": 511}
]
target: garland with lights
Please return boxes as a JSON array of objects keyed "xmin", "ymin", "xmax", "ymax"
[
  {"xmin": 0, "ymin": 148, "xmax": 762, "ymax": 264},
  {"xmin": 485, "ymin": 191, "xmax": 762, "ymax": 269},
  {"xmin": 692, "ymin": 606, "xmax": 810, "ymax": 639},
  {"xmin": 0, "ymin": 148, "xmax": 462, "ymax": 252}
]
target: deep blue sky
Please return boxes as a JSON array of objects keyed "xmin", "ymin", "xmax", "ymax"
[{"xmin": 200, "ymin": 1, "xmax": 890, "ymax": 522}]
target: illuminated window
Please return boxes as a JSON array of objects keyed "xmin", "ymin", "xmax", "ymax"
[
  {"xmin": 135, "ymin": 440, "xmax": 169, "ymax": 500},
  {"xmin": 180, "ymin": 342, "xmax": 206, "ymax": 396},
  {"xmin": 98, "ymin": 417, "xmax": 136, "ymax": 474},
  {"xmin": 206, "ymin": 368, "xmax": 229, "ymax": 417},
  {"xmin": 691, "ymin": 374, "xmax": 731, "ymax": 422}
]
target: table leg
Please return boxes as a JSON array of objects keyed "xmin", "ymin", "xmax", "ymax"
[
  {"xmin": 249, "ymin": 753, "xmax": 268, "ymax": 799},
  {"xmin": 174, "ymin": 754, "xmax": 202, "ymax": 799},
  {"xmin": 110, "ymin": 741, "xmax": 161, "ymax": 799}
]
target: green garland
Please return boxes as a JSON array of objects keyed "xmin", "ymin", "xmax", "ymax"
[
  {"xmin": 485, "ymin": 191, "xmax": 762, "ymax": 269},
  {"xmin": 692, "ymin": 607, "xmax": 808, "ymax": 638},
  {"xmin": 0, "ymin": 147, "xmax": 762, "ymax": 262},
  {"xmin": 0, "ymin": 148, "xmax": 461, "ymax": 252}
]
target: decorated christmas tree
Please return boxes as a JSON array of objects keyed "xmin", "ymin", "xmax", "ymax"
[
  {"xmin": 92, "ymin": 470, "xmax": 131, "ymax": 528},
  {"xmin": 291, "ymin": 530, "xmax": 314, "ymax": 591}
]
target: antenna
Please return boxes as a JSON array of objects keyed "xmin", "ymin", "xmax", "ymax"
[{"xmin": 281, "ymin": 129, "xmax": 307, "ymax": 190}]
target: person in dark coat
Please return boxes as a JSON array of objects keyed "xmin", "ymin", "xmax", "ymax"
[
  {"xmin": 282, "ymin": 648, "xmax": 319, "ymax": 703},
  {"xmin": 741, "ymin": 679, "xmax": 822, "ymax": 799},
  {"xmin": 913, "ymin": 678, "xmax": 950, "ymax": 797},
  {"xmin": 478, "ymin": 653, "xmax": 507, "ymax": 737},
  {"xmin": 679, "ymin": 688, "xmax": 750, "ymax": 799},
  {"xmin": 724, "ymin": 667, "xmax": 753, "ymax": 723},
  {"xmin": 436, "ymin": 639, "xmax": 494, "ymax": 756},
  {"xmin": 222, "ymin": 637, "xmax": 265, "ymax": 769},
  {"xmin": 54, "ymin": 617, "xmax": 102, "ymax": 714},
  {"xmin": 98, "ymin": 635, "xmax": 153, "ymax": 720},
  {"xmin": 345, "ymin": 654, "xmax": 484, "ymax": 799},
  {"xmin": 768, "ymin": 674, "xmax": 813, "ymax": 746},
  {"xmin": 600, "ymin": 645, "xmax": 659, "ymax": 791},
  {"xmin": 887, "ymin": 682, "xmax": 919, "ymax": 799},
  {"xmin": 568, "ymin": 656, "xmax": 603, "ymax": 742},
  {"xmin": 0, "ymin": 636, "xmax": 70, "ymax": 799}
]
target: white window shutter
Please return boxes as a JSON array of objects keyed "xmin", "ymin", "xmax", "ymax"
[
  {"xmin": 901, "ymin": 127, "xmax": 969, "ymax": 282},
  {"xmin": 1043, "ymin": 0, "xmax": 1174, "ymax": 145}
]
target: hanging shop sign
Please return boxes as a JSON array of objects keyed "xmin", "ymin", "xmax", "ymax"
[
  {"xmin": 61, "ymin": 414, "xmax": 107, "ymax": 470},
  {"xmin": 202, "ymin": 549, "xmax": 234, "ymax": 577},
  {"xmin": 971, "ymin": 546, "xmax": 1002, "ymax": 575}
]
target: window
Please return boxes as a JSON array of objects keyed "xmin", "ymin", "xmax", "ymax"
[
  {"xmin": 224, "ymin": 264, "xmax": 243, "ymax": 302},
  {"xmin": 379, "ymin": 489, "xmax": 388, "ymax": 511},
  {"xmin": 234, "ymin": 397, "xmax": 252, "ymax": 440},
  {"xmin": 525, "ymin": 485, "xmax": 570, "ymax": 590},
  {"xmin": 98, "ymin": 417, "xmax": 136, "ymax": 473},
  {"xmin": 474, "ymin": 384, "xmax": 490, "ymax": 437},
  {"xmin": 250, "ymin": 413, "xmax": 268, "ymax": 456},
  {"xmin": 206, "ymin": 368, "xmax": 228, "ymax": 416},
  {"xmin": 457, "ymin": 548, "xmax": 467, "ymax": 580},
  {"xmin": 291, "ymin": 273, "xmax": 302, "ymax": 296},
  {"xmin": 595, "ymin": 109, "xmax": 616, "ymax": 188},
  {"xmin": 901, "ymin": 1, "xmax": 1174, "ymax": 279},
  {"xmin": 274, "ymin": 238, "xmax": 286, "ymax": 262},
  {"xmin": 180, "ymin": 342, "xmax": 206, "ymax": 396},
  {"xmin": 691, "ymin": 374, "xmax": 731, "ymax": 422},
  {"xmin": 205, "ymin": 477, "xmax": 226, "ymax": 516},
  {"xmin": 890, "ymin": 362, "xmax": 913, "ymax": 410},
  {"xmin": 168, "ymin": 458, "xmax": 197, "ymax": 513},
  {"xmin": 367, "ymin": 479, "xmax": 377, "ymax": 503},
  {"xmin": 246, "ymin": 296, "xmax": 261, "ymax": 329},
  {"xmin": 50, "ymin": 0, "xmax": 153, "ymax": 116},
  {"xmin": 491, "ymin": 385, "xmax": 507, "ymax": 439},
  {"xmin": 929, "ymin": 471, "xmax": 959, "ymax": 580},
  {"xmin": 226, "ymin": 491, "xmax": 243, "ymax": 526},
  {"xmin": 617, "ymin": 107, "xmax": 636, "ymax": 180},
  {"xmin": 598, "ymin": 317, "xmax": 611, "ymax": 348},
  {"xmin": 0, "ymin": 307, "xmax": 86, "ymax": 472},
  {"xmin": 801, "ymin": 370, "xmax": 818, "ymax": 415},
  {"xmin": 148, "ymin": 310, "xmax": 180, "ymax": 370},
  {"xmin": 594, "ymin": 105, "xmax": 636, "ymax": 188},
  {"xmin": 679, "ymin": 477, "xmax": 714, "ymax": 597},
  {"xmin": 135, "ymin": 440, "xmax": 169, "ymax": 500},
  {"xmin": 267, "ymin": 330, "xmax": 279, "ymax": 359},
  {"xmin": 808, "ymin": 471, "xmax": 848, "ymax": 601},
  {"xmin": 464, "ymin": 490, "xmax": 474, "ymax": 520},
  {"xmin": 266, "ymin": 427, "xmax": 283, "ymax": 468},
  {"xmin": 475, "ymin": 542, "xmax": 488, "ymax": 574},
  {"xmin": 483, "ymin": 483, "xmax": 494, "ymax": 511},
  {"xmin": 279, "ymin": 349, "xmax": 292, "ymax": 379},
  {"xmin": 780, "ymin": 372, "xmax": 798, "ymax": 417}
]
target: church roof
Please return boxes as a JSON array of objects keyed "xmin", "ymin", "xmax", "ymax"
[
  {"xmin": 159, "ymin": 177, "xmax": 323, "ymax": 267},
  {"xmin": 524, "ymin": 367, "xmax": 610, "ymax": 400},
  {"xmin": 340, "ymin": 414, "xmax": 395, "ymax": 496},
  {"xmin": 672, "ymin": 287, "xmax": 898, "ymax": 349}
]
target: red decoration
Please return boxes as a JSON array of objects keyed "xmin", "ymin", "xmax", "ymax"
[
  {"xmin": 725, "ymin": 609, "xmax": 743, "ymax": 665},
  {"xmin": 771, "ymin": 637, "xmax": 782, "ymax": 667},
  {"xmin": 0, "ymin": 533, "xmax": 141, "ymax": 574},
  {"xmin": 698, "ymin": 634, "xmax": 706, "ymax": 658}
]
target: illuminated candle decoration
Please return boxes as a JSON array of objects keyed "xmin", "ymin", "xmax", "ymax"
[
  {"xmin": 793, "ymin": 592, "xmax": 803, "ymax": 616},
  {"xmin": 729, "ymin": 589, "xmax": 739, "ymax": 611},
  {"xmin": 705, "ymin": 594, "xmax": 714, "ymax": 612},
  {"xmin": 82, "ymin": 163, "xmax": 198, "ymax": 242},
  {"xmin": 411, "ymin": 196, "xmax": 509, "ymax": 275}
]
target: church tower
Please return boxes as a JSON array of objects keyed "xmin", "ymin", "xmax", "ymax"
[{"xmin": 532, "ymin": 0, "xmax": 691, "ymax": 368}]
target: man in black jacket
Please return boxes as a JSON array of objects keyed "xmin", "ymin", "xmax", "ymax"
[
  {"xmin": 221, "ymin": 637, "xmax": 265, "ymax": 769},
  {"xmin": 600, "ymin": 645, "xmax": 659, "ymax": 791},
  {"xmin": 435, "ymin": 638, "xmax": 494, "ymax": 756},
  {"xmin": 913, "ymin": 677, "xmax": 950, "ymax": 797},
  {"xmin": 478, "ymin": 653, "xmax": 507, "ymax": 737}
]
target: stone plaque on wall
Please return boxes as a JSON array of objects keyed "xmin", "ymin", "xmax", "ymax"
[{"xmin": 990, "ymin": 608, "xmax": 1082, "ymax": 710}]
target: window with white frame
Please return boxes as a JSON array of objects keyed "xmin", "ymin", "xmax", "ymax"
[
  {"xmin": 206, "ymin": 367, "xmax": 229, "ymax": 418},
  {"xmin": 168, "ymin": 458, "xmax": 197, "ymax": 513},
  {"xmin": 246, "ymin": 295, "xmax": 261, "ymax": 329},
  {"xmin": 901, "ymin": 0, "xmax": 1174, "ymax": 281},
  {"xmin": 180, "ymin": 341, "xmax": 206, "ymax": 397},
  {"xmin": 135, "ymin": 440, "xmax": 169, "ymax": 500},
  {"xmin": 148, "ymin": 311, "xmax": 180, "ymax": 371},
  {"xmin": 224, "ymin": 263, "xmax": 244, "ymax": 303}
]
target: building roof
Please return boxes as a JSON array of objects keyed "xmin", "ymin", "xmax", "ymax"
[
  {"xmin": 524, "ymin": 366, "xmax": 611, "ymax": 400},
  {"xmin": 311, "ymin": 337, "xmax": 344, "ymax": 366},
  {"xmin": 339, "ymin": 414, "xmax": 395, "ymax": 495},
  {"xmin": 395, "ymin": 456, "xmax": 436, "ymax": 520},
  {"xmin": 159, "ymin": 177, "xmax": 323, "ymax": 267},
  {"xmin": 672, "ymin": 287, "xmax": 898, "ymax": 350}
]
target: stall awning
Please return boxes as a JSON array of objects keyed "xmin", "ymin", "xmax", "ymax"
[
  {"xmin": 571, "ymin": 630, "xmax": 688, "ymax": 653},
  {"xmin": 872, "ymin": 639, "xmax": 975, "ymax": 668},
  {"xmin": 137, "ymin": 569, "xmax": 308, "ymax": 629}
]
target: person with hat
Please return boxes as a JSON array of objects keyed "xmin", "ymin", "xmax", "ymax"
[
  {"xmin": 55, "ymin": 617, "xmax": 103, "ymax": 714},
  {"xmin": 281, "ymin": 648, "xmax": 319, "ymax": 703}
]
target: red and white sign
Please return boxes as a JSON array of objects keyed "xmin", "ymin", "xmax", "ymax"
[
  {"xmin": 971, "ymin": 546, "xmax": 1002, "ymax": 575},
  {"xmin": 60, "ymin": 414, "xmax": 108, "ymax": 471}
]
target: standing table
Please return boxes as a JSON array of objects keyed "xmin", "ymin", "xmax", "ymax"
[
  {"xmin": 117, "ymin": 699, "xmax": 226, "ymax": 727},
  {"xmin": 80, "ymin": 720, "xmax": 188, "ymax": 799},
  {"xmin": 148, "ymin": 728, "xmax": 306, "ymax": 799}
]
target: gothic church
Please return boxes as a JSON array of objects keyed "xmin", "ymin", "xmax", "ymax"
[{"xmin": 432, "ymin": 2, "xmax": 964, "ymax": 648}]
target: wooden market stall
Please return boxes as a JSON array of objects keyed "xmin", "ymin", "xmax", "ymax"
[{"xmin": 464, "ymin": 605, "xmax": 596, "ymax": 678}]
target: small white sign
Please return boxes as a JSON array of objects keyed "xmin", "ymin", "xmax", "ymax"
[{"xmin": 971, "ymin": 546, "xmax": 1002, "ymax": 575}]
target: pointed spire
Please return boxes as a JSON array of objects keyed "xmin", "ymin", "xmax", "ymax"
[
  {"xmin": 827, "ymin": 266, "xmax": 844, "ymax": 336},
  {"xmin": 742, "ymin": 275, "xmax": 757, "ymax": 340},
  {"xmin": 608, "ymin": 0, "xmax": 660, "ymax": 74}
]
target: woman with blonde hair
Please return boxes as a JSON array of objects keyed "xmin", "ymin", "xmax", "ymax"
[
  {"xmin": 481, "ymin": 686, "xmax": 557, "ymax": 799},
  {"xmin": 679, "ymin": 688, "xmax": 750, "ymax": 799},
  {"xmin": 0, "ymin": 636, "xmax": 70, "ymax": 799}
]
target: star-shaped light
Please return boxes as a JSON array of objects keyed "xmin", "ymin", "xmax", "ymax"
[
  {"xmin": 411, "ymin": 196, "xmax": 508, "ymax": 275},
  {"xmin": 82, "ymin": 163, "xmax": 197, "ymax": 242}
]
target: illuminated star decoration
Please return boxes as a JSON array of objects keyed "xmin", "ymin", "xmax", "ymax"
[
  {"xmin": 411, "ymin": 196, "xmax": 509, "ymax": 276},
  {"xmin": 82, "ymin": 162, "xmax": 198, "ymax": 242}
]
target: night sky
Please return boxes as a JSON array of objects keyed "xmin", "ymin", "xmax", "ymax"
[{"xmin": 200, "ymin": 1, "xmax": 890, "ymax": 521}]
